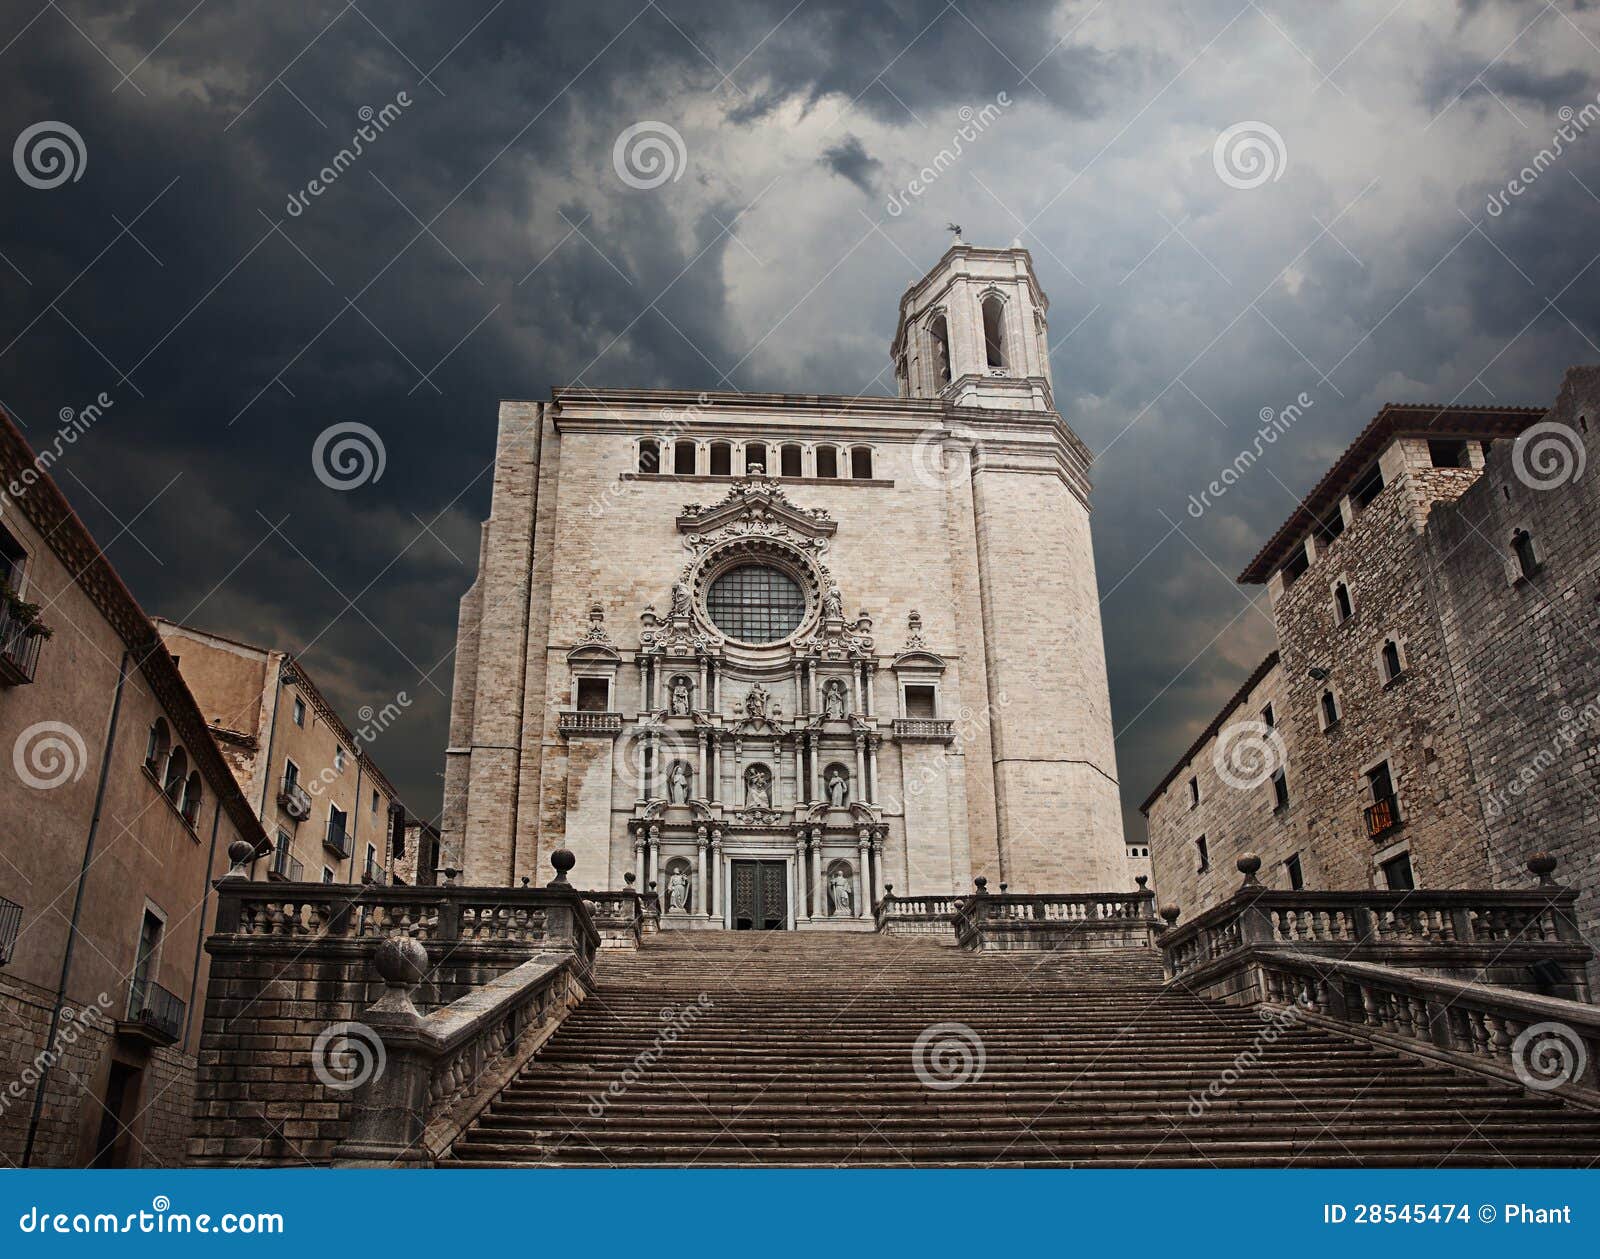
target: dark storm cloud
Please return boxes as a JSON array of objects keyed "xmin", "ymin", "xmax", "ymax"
[
  {"xmin": 819, "ymin": 135, "xmax": 883, "ymax": 195},
  {"xmin": 3, "ymin": 0, "xmax": 1599, "ymax": 850}
]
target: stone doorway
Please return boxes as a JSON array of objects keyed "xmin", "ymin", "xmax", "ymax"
[{"xmin": 731, "ymin": 859, "xmax": 787, "ymax": 930}]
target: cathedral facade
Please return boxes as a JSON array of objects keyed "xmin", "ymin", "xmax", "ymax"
[{"xmin": 441, "ymin": 243, "xmax": 1127, "ymax": 925}]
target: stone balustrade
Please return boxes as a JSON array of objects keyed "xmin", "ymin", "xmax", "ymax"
[
  {"xmin": 1160, "ymin": 853, "xmax": 1592, "ymax": 1004},
  {"xmin": 331, "ymin": 940, "xmax": 585, "ymax": 1166},
  {"xmin": 874, "ymin": 885, "xmax": 965, "ymax": 937},
  {"xmin": 190, "ymin": 845, "xmax": 599, "ymax": 1167},
  {"xmin": 955, "ymin": 878, "xmax": 1162, "ymax": 952},
  {"xmin": 1257, "ymin": 949, "xmax": 1600, "ymax": 1107}
]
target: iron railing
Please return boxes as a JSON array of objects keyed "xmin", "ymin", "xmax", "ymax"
[
  {"xmin": 126, "ymin": 978, "xmax": 185, "ymax": 1043},
  {"xmin": 323, "ymin": 821, "xmax": 351, "ymax": 858},
  {"xmin": 0, "ymin": 895, "xmax": 21, "ymax": 965},
  {"xmin": 0, "ymin": 603, "xmax": 42, "ymax": 685},
  {"xmin": 269, "ymin": 847, "xmax": 303, "ymax": 882}
]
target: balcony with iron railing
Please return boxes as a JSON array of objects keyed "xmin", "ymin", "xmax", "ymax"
[
  {"xmin": 0, "ymin": 895, "xmax": 21, "ymax": 965},
  {"xmin": 268, "ymin": 847, "xmax": 304, "ymax": 883},
  {"xmin": 122, "ymin": 977, "xmax": 185, "ymax": 1045},
  {"xmin": 323, "ymin": 820, "xmax": 351, "ymax": 859},
  {"xmin": 278, "ymin": 774, "xmax": 312, "ymax": 821},
  {"xmin": 0, "ymin": 599, "xmax": 44, "ymax": 686},
  {"xmin": 362, "ymin": 856, "xmax": 387, "ymax": 885},
  {"xmin": 1364, "ymin": 793, "xmax": 1402, "ymax": 839}
]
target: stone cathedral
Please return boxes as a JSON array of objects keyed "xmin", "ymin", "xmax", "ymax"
[{"xmin": 441, "ymin": 242, "xmax": 1127, "ymax": 927}]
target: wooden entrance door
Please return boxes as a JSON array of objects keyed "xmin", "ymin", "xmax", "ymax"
[{"xmin": 731, "ymin": 859, "xmax": 787, "ymax": 930}]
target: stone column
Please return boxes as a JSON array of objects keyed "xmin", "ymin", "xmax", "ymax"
[
  {"xmin": 808, "ymin": 733, "xmax": 822, "ymax": 802},
  {"xmin": 646, "ymin": 824, "xmax": 661, "ymax": 888},
  {"xmin": 808, "ymin": 661, "xmax": 819, "ymax": 715},
  {"xmin": 863, "ymin": 663, "xmax": 874, "ymax": 718},
  {"xmin": 849, "ymin": 666, "xmax": 860, "ymax": 714},
  {"xmin": 699, "ymin": 657, "xmax": 709, "ymax": 704},
  {"xmin": 637, "ymin": 655, "xmax": 649, "ymax": 713},
  {"xmin": 707, "ymin": 733, "xmax": 718, "ymax": 803},
  {"xmin": 697, "ymin": 730, "xmax": 708, "ymax": 790},
  {"xmin": 633, "ymin": 831, "xmax": 647, "ymax": 888},
  {"xmin": 809, "ymin": 828, "xmax": 822, "ymax": 920},
  {"xmin": 716, "ymin": 838, "xmax": 729, "ymax": 928},
  {"xmin": 792, "ymin": 736, "xmax": 805, "ymax": 804},
  {"xmin": 794, "ymin": 833, "xmax": 809, "ymax": 920},
  {"xmin": 866, "ymin": 736, "xmax": 879, "ymax": 804},
  {"xmin": 870, "ymin": 833, "xmax": 884, "ymax": 908},
  {"xmin": 793, "ymin": 662, "xmax": 806, "ymax": 715},
  {"xmin": 855, "ymin": 830, "xmax": 869, "ymax": 918},
  {"xmin": 695, "ymin": 828, "xmax": 708, "ymax": 919},
  {"xmin": 854, "ymin": 735, "xmax": 867, "ymax": 800},
  {"xmin": 712, "ymin": 663, "xmax": 721, "ymax": 713}
]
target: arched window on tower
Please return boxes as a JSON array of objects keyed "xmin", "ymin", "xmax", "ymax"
[
  {"xmin": 163, "ymin": 746, "xmax": 188, "ymax": 801},
  {"xmin": 780, "ymin": 444, "xmax": 803, "ymax": 478},
  {"xmin": 144, "ymin": 718, "xmax": 170, "ymax": 774},
  {"xmin": 929, "ymin": 315, "xmax": 951, "ymax": 387},
  {"xmin": 673, "ymin": 440, "xmax": 696, "ymax": 475},
  {"xmin": 850, "ymin": 447, "xmax": 873, "ymax": 479},
  {"xmin": 638, "ymin": 439, "xmax": 660, "ymax": 474},
  {"xmin": 744, "ymin": 442, "xmax": 767, "ymax": 475},
  {"xmin": 709, "ymin": 442, "xmax": 731, "ymax": 476},
  {"xmin": 815, "ymin": 446, "xmax": 839, "ymax": 478},
  {"xmin": 982, "ymin": 295, "xmax": 1007, "ymax": 369}
]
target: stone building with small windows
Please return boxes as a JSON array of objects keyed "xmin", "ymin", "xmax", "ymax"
[
  {"xmin": 0, "ymin": 407, "xmax": 269, "ymax": 1168},
  {"xmin": 1143, "ymin": 366, "xmax": 1600, "ymax": 973},
  {"xmin": 153, "ymin": 619, "xmax": 409, "ymax": 889},
  {"xmin": 442, "ymin": 242, "xmax": 1129, "ymax": 922}
]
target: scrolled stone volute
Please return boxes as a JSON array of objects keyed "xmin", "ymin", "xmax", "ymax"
[
  {"xmin": 224, "ymin": 838, "xmax": 257, "ymax": 880},
  {"xmin": 1237, "ymin": 853, "xmax": 1262, "ymax": 886},
  {"xmin": 1159, "ymin": 904, "xmax": 1181, "ymax": 926},
  {"xmin": 548, "ymin": 847, "xmax": 576, "ymax": 886},
  {"xmin": 374, "ymin": 935, "xmax": 429, "ymax": 991},
  {"xmin": 1527, "ymin": 853, "xmax": 1559, "ymax": 886}
]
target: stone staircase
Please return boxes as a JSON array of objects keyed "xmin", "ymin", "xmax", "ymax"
[{"xmin": 442, "ymin": 931, "xmax": 1600, "ymax": 1167}]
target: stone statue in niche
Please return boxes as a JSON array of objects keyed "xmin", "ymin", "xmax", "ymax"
[
  {"xmin": 670, "ymin": 677, "xmax": 692, "ymax": 716},
  {"xmin": 830, "ymin": 869, "xmax": 853, "ymax": 917},
  {"xmin": 744, "ymin": 683, "xmax": 771, "ymax": 720},
  {"xmin": 670, "ymin": 581, "xmax": 691, "ymax": 618},
  {"xmin": 825, "ymin": 767, "xmax": 849, "ymax": 808},
  {"xmin": 823, "ymin": 584, "xmax": 843, "ymax": 619},
  {"xmin": 667, "ymin": 868, "xmax": 691, "ymax": 913},
  {"xmin": 823, "ymin": 679, "xmax": 847, "ymax": 720},
  {"xmin": 745, "ymin": 765, "xmax": 771, "ymax": 810},
  {"xmin": 667, "ymin": 762, "xmax": 692, "ymax": 804}
]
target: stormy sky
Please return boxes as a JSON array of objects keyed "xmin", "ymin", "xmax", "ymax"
[{"xmin": 3, "ymin": 0, "xmax": 1599, "ymax": 841}]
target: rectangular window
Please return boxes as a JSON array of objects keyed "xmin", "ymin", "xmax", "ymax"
[
  {"xmin": 283, "ymin": 758, "xmax": 300, "ymax": 790},
  {"xmin": 780, "ymin": 445, "xmax": 803, "ymax": 478},
  {"xmin": 815, "ymin": 447, "xmax": 838, "ymax": 478},
  {"xmin": 1352, "ymin": 463, "xmax": 1385, "ymax": 508},
  {"xmin": 709, "ymin": 443, "xmax": 731, "ymax": 476},
  {"xmin": 371, "ymin": 789, "xmax": 380, "ymax": 813},
  {"xmin": 292, "ymin": 696, "xmax": 306, "ymax": 727},
  {"xmin": 674, "ymin": 441, "xmax": 696, "ymax": 475},
  {"xmin": 1284, "ymin": 853, "xmax": 1304, "ymax": 890},
  {"xmin": 1428, "ymin": 439, "xmax": 1468, "ymax": 468},
  {"xmin": 1195, "ymin": 835, "xmax": 1210, "ymax": 873},
  {"xmin": 1280, "ymin": 545, "xmax": 1310, "ymax": 588},
  {"xmin": 334, "ymin": 746, "xmax": 345, "ymax": 772},
  {"xmin": 0, "ymin": 524, "xmax": 24, "ymax": 593},
  {"xmin": 1381, "ymin": 851, "xmax": 1415, "ymax": 890},
  {"xmin": 576, "ymin": 677, "xmax": 609, "ymax": 712},
  {"xmin": 1271, "ymin": 768, "xmax": 1290, "ymax": 811},
  {"xmin": 1261, "ymin": 703, "xmax": 1275, "ymax": 729},
  {"xmin": 323, "ymin": 867, "xmax": 335, "ymax": 884},
  {"xmin": 1188, "ymin": 777, "xmax": 1199, "ymax": 808},
  {"xmin": 1364, "ymin": 761, "xmax": 1401, "ymax": 838},
  {"xmin": 903, "ymin": 685, "xmax": 937, "ymax": 718}
]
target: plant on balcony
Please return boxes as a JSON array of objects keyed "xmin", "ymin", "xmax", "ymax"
[{"xmin": 1, "ymin": 585, "xmax": 52, "ymax": 639}]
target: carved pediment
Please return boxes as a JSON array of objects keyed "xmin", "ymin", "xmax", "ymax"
[{"xmin": 677, "ymin": 475, "xmax": 837, "ymax": 544}]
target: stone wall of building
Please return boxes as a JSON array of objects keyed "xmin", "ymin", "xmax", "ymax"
[
  {"xmin": 1427, "ymin": 365, "xmax": 1600, "ymax": 967},
  {"xmin": 1145, "ymin": 656, "xmax": 1303, "ymax": 912},
  {"xmin": 1273, "ymin": 441, "xmax": 1493, "ymax": 894}
]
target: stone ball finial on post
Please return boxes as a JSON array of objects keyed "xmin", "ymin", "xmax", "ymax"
[
  {"xmin": 442, "ymin": 867, "xmax": 461, "ymax": 888},
  {"xmin": 1135, "ymin": 875, "xmax": 1149, "ymax": 890},
  {"xmin": 224, "ymin": 838, "xmax": 256, "ymax": 880},
  {"xmin": 371, "ymin": 935, "xmax": 429, "ymax": 1020},
  {"xmin": 883, "ymin": 882, "xmax": 894, "ymax": 898},
  {"xmin": 973, "ymin": 876, "xmax": 989, "ymax": 896},
  {"xmin": 548, "ymin": 847, "xmax": 576, "ymax": 887},
  {"xmin": 1237, "ymin": 853, "xmax": 1262, "ymax": 886},
  {"xmin": 1527, "ymin": 853, "xmax": 1559, "ymax": 886},
  {"xmin": 623, "ymin": 871, "xmax": 636, "ymax": 887},
  {"xmin": 1159, "ymin": 904, "xmax": 1181, "ymax": 926}
]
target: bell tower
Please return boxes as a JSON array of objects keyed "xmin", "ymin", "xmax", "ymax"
[{"xmin": 890, "ymin": 236, "xmax": 1054, "ymax": 411}]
